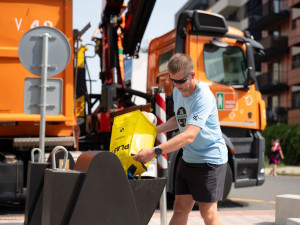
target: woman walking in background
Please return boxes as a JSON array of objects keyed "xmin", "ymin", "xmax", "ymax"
[{"xmin": 269, "ymin": 137, "xmax": 284, "ymax": 176}]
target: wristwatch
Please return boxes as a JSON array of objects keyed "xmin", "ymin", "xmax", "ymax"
[{"xmin": 154, "ymin": 146, "xmax": 162, "ymax": 157}]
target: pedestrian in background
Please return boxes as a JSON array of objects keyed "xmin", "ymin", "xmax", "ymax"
[
  {"xmin": 269, "ymin": 137, "xmax": 284, "ymax": 176},
  {"xmin": 134, "ymin": 53, "xmax": 228, "ymax": 225}
]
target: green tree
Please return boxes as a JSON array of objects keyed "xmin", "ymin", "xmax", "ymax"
[{"xmin": 262, "ymin": 123, "xmax": 300, "ymax": 165}]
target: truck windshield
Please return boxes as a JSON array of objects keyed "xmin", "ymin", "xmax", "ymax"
[{"xmin": 203, "ymin": 44, "xmax": 247, "ymax": 85}]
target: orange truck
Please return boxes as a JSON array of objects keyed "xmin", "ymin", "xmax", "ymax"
[
  {"xmin": 0, "ymin": 0, "xmax": 75, "ymax": 196},
  {"xmin": 0, "ymin": 0, "xmax": 266, "ymax": 200}
]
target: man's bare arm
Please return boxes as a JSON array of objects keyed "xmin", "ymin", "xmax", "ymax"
[{"xmin": 157, "ymin": 116, "xmax": 178, "ymax": 134}]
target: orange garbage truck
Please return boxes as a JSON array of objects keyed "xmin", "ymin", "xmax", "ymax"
[{"xmin": 0, "ymin": 0, "xmax": 75, "ymax": 196}]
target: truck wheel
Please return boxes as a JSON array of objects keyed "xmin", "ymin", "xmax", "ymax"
[{"xmin": 222, "ymin": 163, "xmax": 233, "ymax": 200}]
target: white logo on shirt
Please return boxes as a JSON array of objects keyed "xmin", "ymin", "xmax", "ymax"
[{"xmin": 177, "ymin": 107, "xmax": 187, "ymax": 127}]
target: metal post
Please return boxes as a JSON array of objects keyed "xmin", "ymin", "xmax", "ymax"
[
  {"xmin": 39, "ymin": 33, "xmax": 51, "ymax": 162},
  {"xmin": 111, "ymin": 67, "xmax": 118, "ymax": 83},
  {"xmin": 155, "ymin": 87, "xmax": 168, "ymax": 225}
]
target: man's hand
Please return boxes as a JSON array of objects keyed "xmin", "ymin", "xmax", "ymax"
[{"xmin": 133, "ymin": 148, "xmax": 156, "ymax": 164}]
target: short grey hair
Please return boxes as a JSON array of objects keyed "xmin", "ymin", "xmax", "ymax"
[{"xmin": 167, "ymin": 53, "xmax": 194, "ymax": 75}]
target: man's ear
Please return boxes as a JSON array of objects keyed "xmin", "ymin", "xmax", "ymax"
[{"xmin": 191, "ymin": 72, "xmax": 195, "ymax": 78}]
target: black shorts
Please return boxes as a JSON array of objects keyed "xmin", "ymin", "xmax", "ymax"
[{"xmin": 175, "ymin": 158, "xmax": 227, "ymax": 202}]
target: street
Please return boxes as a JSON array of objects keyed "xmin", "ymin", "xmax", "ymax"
[
  {"xmin": 220, "ymin": 175, "xmax": 300, "ymax": 211},
  {"xmin": 149, "ymin": 175, "xmax": 300, "ymax": 224},
  {"xmin": 0, "ymin": 175, "xmax": 299, "ymax": 222}
]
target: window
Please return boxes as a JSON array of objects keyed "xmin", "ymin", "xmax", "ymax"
[
  {"xmin": 292, "ymin": 19, "xmax": 297, "ymax": 30},
  {"xmin": 292, "ymin": 54, "xmax": 300, "ymax": 69},
  {"xmin": 292, "ymin": 8, "xmax": 300, "ymax": 30},
  {"xmin": 269, "ymin": 27, "xmax": 280, "ymax": 37},
  {"xmin": 293, "ymin": 91, "xmax": 300, "ymax": 108},
  {"xmin": 267, "ymin": 95, "xmax": 280, "ymax": 120},
  {"xmin": 269, "ymin": 62, "xmax": 280, "ymax": 84},
  {"xmin": 158, "ymin": 50, "xmax": 173, "ymax": 73},
  {"xmin": 203, "ymin": 44, "xmax": 247, "ymax": 85},
  {"xmin": 272, "ymin": 0, "xmax": 281, "ymax": 13},
  {"xmin": 292, "ymin": 46, "xmax": 300, "ymax": 69}
]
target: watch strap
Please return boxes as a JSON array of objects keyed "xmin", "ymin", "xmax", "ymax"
[{"xmin": 154, "ymin": 146, "xmax": 162, "ymax": 157}]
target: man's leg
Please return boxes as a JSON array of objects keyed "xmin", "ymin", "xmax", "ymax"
[
  {"xmin": 169, "ymin": 194, "xmax": 195, "ymax": 225},
  {"xmin": 198, "ymin": 202, "xmax": 222, "ymax": 225}
]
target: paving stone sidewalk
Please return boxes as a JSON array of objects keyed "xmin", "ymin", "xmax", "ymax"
[{"xmin": 149, "ymin": 210, "xmax": 275, "ymax": 225}]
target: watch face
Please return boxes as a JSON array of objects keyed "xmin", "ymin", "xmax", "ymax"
[{"xmin": 155, "ymin": 146, "xmax": 162, "ymax": 155}]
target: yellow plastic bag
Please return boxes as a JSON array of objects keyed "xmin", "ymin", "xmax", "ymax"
[{"xmin": 110, "ymin": 110, "xmax": 157, "ymax": 177}]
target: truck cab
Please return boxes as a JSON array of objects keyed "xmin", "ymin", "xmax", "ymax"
[{"xmin": 147, "ymin": 10, "xmax": 267, "ymax": 199}]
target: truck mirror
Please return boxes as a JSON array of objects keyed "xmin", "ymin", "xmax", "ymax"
[
  {"xmin": 192, "ymin": 10, "xmax": 228, "ymax": 34},
  {"xmin": 245, "ymin": 42, "xmax": 256, "ymax": 85},
  {"xmin": 205, "ymin": 39, "xmax": 228, "ymax": 53},
  {"xmin": 210, "ymin": 38, "xmax": 228, "ymax": 48}
]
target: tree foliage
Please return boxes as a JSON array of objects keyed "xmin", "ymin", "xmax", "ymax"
[{"xmin": 262, "ymin": 123, "xmax": 300, "ymax": 165}]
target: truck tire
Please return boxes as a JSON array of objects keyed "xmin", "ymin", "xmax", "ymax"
[{"xmin": 222, "ymin": 163, "xmax": 233, "ymax": 200}]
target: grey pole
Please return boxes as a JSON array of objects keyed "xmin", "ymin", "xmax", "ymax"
[
  {"xmin": 39, "ymin": 33, "xmax": 51, "ymax": 162},
  {"xmin": 111, "ymin": 67, "xmax": 118, "ymax": 84},
  {"xmin": 18, "ymin": 27, "xmax": 71, "ymax": 163},
  {"xmin": 160, "ymin": 187, "xmax": 167, "ymax": 225}
]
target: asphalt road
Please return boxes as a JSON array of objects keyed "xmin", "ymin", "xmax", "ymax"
[
  {"xmin": 0, "ymin": 175, "xmax": 299, "ymax": 218},
  {"xmin": 219, "ymin": 175, "xmax": 300, "ymax": 211}
]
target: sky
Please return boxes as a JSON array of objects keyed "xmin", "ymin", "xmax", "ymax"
[{"xmin": 72, "ymin": 0, "xmax": 187, "ymax": 95}]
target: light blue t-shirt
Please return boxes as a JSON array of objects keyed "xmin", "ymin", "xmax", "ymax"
[{"xmin": 173, "ymin": 82, "xmax": 228, "ymax": 165}]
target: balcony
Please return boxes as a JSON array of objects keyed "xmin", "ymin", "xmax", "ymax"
[
  {"xmin": 210, "ymin": 0, "xmax": 249, "ymax": 17},
  {"xmin": 228, "ymin": 17, "xmax": 249, "ymax": 31},
  {"xmin": 208, "ymin": 0, "xmax": 250, "ymax": 30},
  {"xmin": 288, "ymin": 0, "xmax": 300, "ymax": 7},
  {"xmin": 255, "ymin": 36, "xmax": 289, "ymax": 62},
  {"xmin": 248, "ymin": 0, "xmax": 290, "ymax": 30},
  {"xmin": 256, "ymin": 71, "xmax": 289, "ymax": 94},
  {"xmin": 289, "ymin": 18, "xmax": 300, "ymax": 46}
]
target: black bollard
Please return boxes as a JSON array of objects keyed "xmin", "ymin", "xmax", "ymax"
[
  {"xmin": 41, "ymin": 146, "xmax": 83, "ymax": 225},
  {"xmin": 24, "ymin": 148, "xmax": 51, "ymax": 225},
  {"xmin": 25, "ymin": 146, "xmax": 76, "ymax": 225}
]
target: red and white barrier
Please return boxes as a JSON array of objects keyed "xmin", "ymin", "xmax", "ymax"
[
  {"xmin": 155, "ymin": 92, "xmax": 168, "ymax": 174},
  {"xmin": 155, "ymin": 88, "xmax": 168, "ymax": 225}
]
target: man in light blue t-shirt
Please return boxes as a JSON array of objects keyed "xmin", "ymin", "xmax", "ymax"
[{"xmin": 134, "ymin": 53, "xmax": 228, "ymax": 225}]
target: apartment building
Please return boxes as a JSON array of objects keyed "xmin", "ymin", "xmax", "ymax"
[{"xmin": 248, "ymin": 0, "xmax": 300, "ymax": 126}]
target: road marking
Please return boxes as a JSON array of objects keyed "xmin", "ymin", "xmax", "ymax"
[
  {"xmin": 218, "ymin": 210, "xmax": 275, "ymax": 216},
  {"xmin": 228, "ymin": 197, "xmax": 267, "ymax": 203},
  {"xmin": 150, "ymin": 210, "xmax": 275, "ymax": 218}
]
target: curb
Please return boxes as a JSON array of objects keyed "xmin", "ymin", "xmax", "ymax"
[{"xmin": 265, "ymin": 167, "xmax": 300, "ymax": 177}]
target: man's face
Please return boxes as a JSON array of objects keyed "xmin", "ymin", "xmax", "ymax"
[{"xmin": 169, "ymin": 70, "xmax": 193, "ymax": 94}]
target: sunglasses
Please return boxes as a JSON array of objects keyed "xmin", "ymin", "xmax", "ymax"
[{"xmin": 169, "ymin": 72, "xmax": 192, "ymax": 84}]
